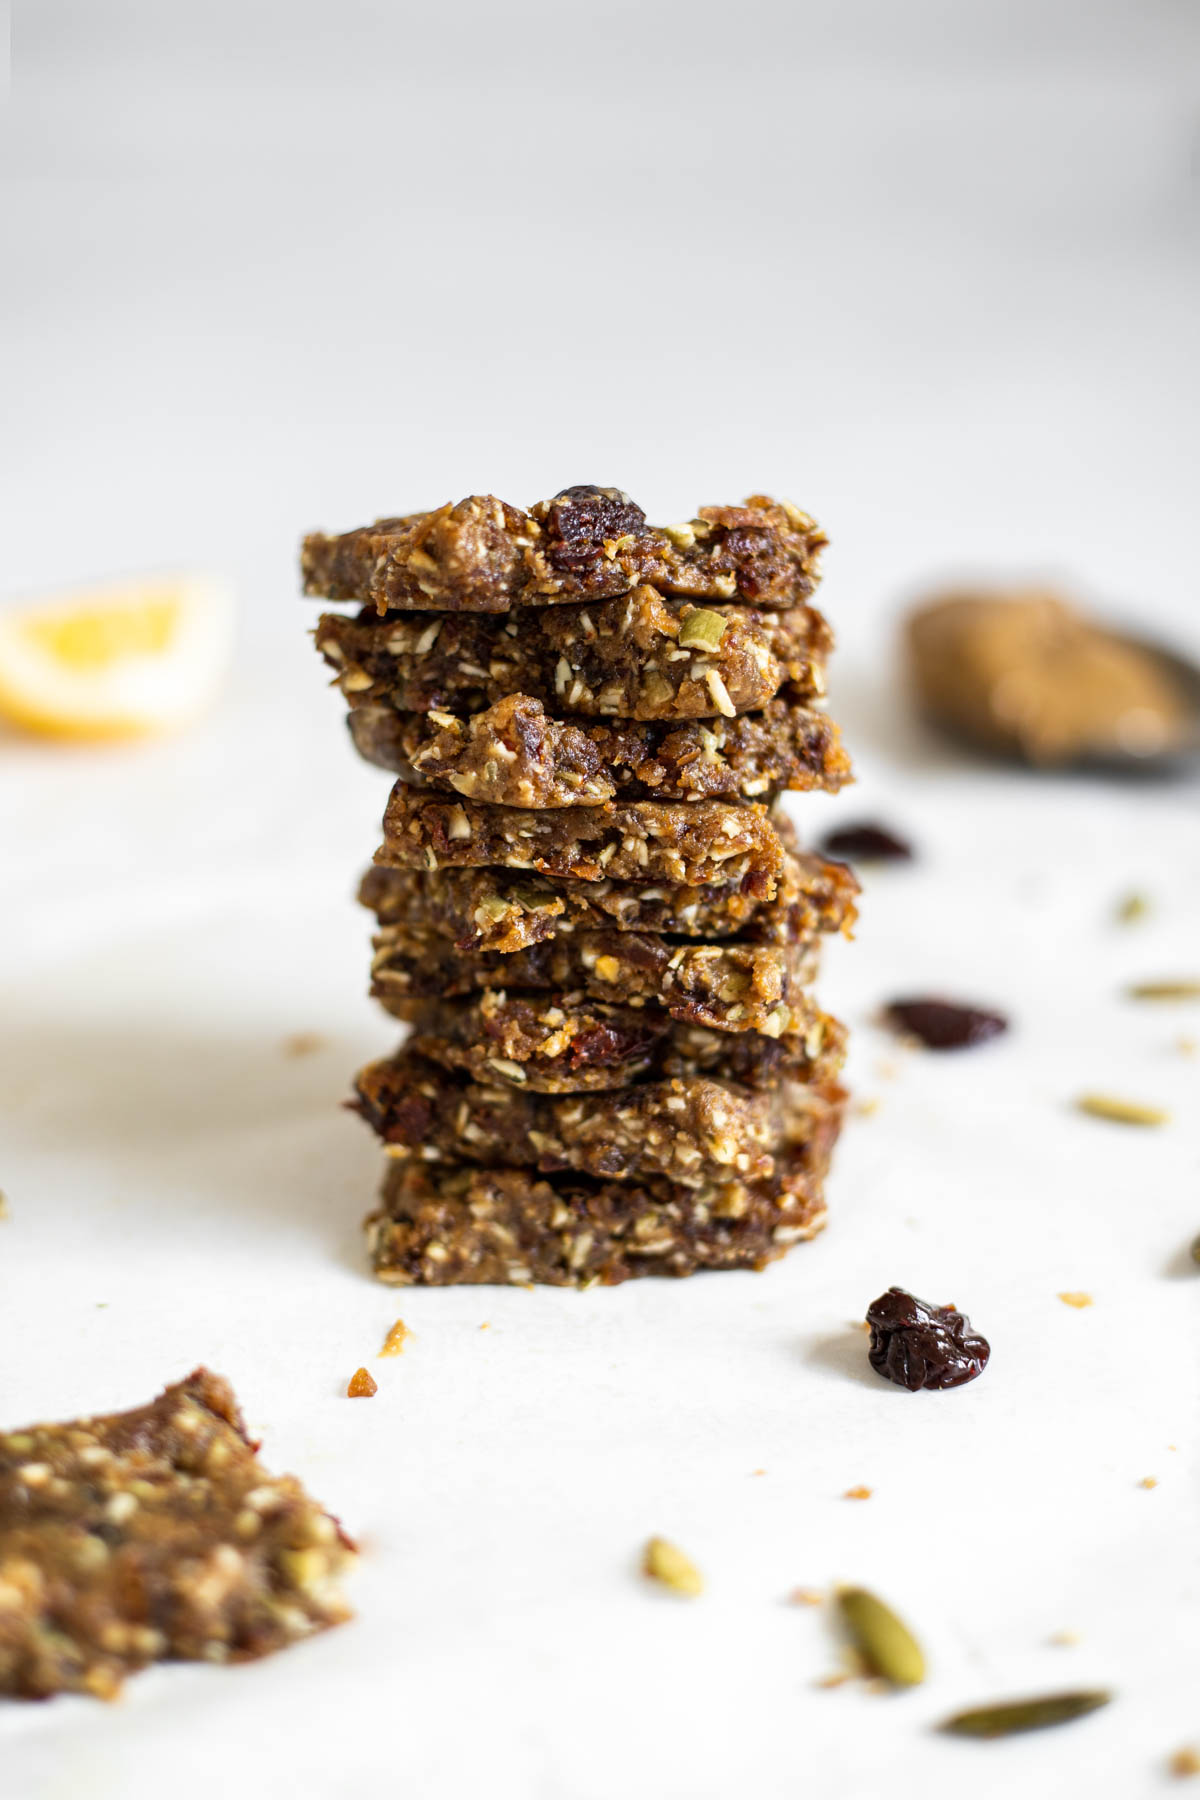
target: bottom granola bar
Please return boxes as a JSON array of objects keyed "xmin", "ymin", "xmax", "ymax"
[
  {"xmin": 367, "ymin": 1148, "xmax": 834, "ymax": 1288},
  {"xmin": 0, "ymin": 1369, "xmax": 354, "ymax": 1700}
]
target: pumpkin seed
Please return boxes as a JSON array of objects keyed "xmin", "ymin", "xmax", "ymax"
[
  {"xmin": 940, "ymin": 1690, "xmax": 1112, "ymax": 1738},
  {"xmin": 642, "ymin": 1536, "xmax": 703, "ymax": 1597},
  {"xmin": 835, "ymin": 1587, "xmax": 925, "ymax": 1687},
  {"xmin": 1075, "ymin": 1094, "xmax": 1169, "ymax": 1127},
  {"xmin": 677, "ymin": 608, "xmax": 728, "ymax": 652},
  {"xmin": 1116, "ymin": 891, "xmax": 1150, "ymax": 923}
]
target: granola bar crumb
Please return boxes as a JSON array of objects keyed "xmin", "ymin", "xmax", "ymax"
[
  {"xmin": 378, "ymin": 1320, "xmax": 411, "ymax": 1358},
  {"xmin": 843, "ymin": 1485, "xmax": 873, "ymax": 1501},
  {"xmin": 347, "ymin": 1368, "xmax": 378, "ymax": 1398},
  {"xmin": 789, "ymin": 1587, "xmax": 825, "ymax": 1607},
  {"xmin": 281, "ymin": 1031, "xmax": 327, "ymax": 1058},
  {"xmin": 1139, "ymin": 1476, "xmax": 1159, "ymax": 1490},
  {"xmin": 1170, "ymin": 1748, "xmax": 1200, "ymax": 1778},
  {"xmin": 1058, "ymin": 1291, "xmax": 1094, "ymax": 1309}
]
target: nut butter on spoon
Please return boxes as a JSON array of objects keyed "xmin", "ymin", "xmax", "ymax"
[{"xmin": 905, "ymin": 589, "xmax": 1200, "ymax": 771}]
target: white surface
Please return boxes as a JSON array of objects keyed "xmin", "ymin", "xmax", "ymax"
[{"xmin": 3, "ymin": 3, "xmax": 1199, "ymax": 1795}]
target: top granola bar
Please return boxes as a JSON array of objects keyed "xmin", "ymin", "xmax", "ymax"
[{"xmin": 301, "ymin": 485, "xmax": 826, "ymax": 614}]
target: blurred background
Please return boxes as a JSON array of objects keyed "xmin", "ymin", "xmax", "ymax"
[{"xmin": 6, "ymin": 0, "xmax": 1198, "ymax": 654}]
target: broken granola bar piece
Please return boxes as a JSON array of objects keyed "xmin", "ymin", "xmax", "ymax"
[
  {"xmin": 358, "ymin": 851, "xmax": 859, "ymax": 955},
  {"xmin": 353, "ymin": 1049, "xmax": 845, "ymax": 1186},
  {"xmin": 347, "ymin": 693, "xmax": 851, "ymax": 804},
  {"xmin": 0, "ymin": 1369, "xmax": 354, "ymax": 1701},
  {"xmin": 302, "ymin": 487, "xmax": 826, "ymax": 614},
  {"xmin": 377, "ymin": 792, "xmax": 786, "ymax": 893},
  {"xmin": 369, "ymin": 923, "xmax": 820, "ymax": 1035},
  {"xmin": 366, "ymin": 1141, "xmax": 834, "ymax": 1287},
  {"xmin": 401, "ymin": 991, "xmax": 843, "ymax": 1093},
  {"xmin": 316, "ymin": 590, "xmax": 828, "ymax": 720}
]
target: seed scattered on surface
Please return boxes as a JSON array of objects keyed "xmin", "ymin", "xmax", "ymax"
[
  {"xmin": 0, "ymin": 1189, "xmax": 8, "ymax": 1220},
  {"xmin": 1075, "ymin": 1093, "xmax": 1169, "ymax": 1127},
  {"xmin": 1190, "ymin": 1235, "xmax": 1200, "ymax": 1267},
  {"xmin": 1058, "ymin": 1291, "xmax": 1094, "ymax": 1309},
  {"xmin": 939, "ymin": 1690, "xmax": 1112, "ymax": 1739},
  {"xmin": 1139, "ymin": 1476, "xmax": 1159, "ymax": 1490},
  {"xmin": 884, "ymin": 997, "xmax": 1008, "ymax": 1051},
  {"xmin": 281, "ymin": 1031, "xmax": 326, "ymax": 1058},
  {"xmin": 788, "ymin": 1587, "xmax": 824, "ymax": 1607},
  {"xmin": 1115, "ymin": 891, "xmax": 1150, "ymax": 924},
  {"xmin": 1169, "ymin": 1747, "xmax": 1200, "ymax": 1778},
  {"xmin": 836, "ymin": 1587, "xmax": 926, "ymax": 1688},
  {"xmin": 378, "ymin": 1319, "xmax": 411, "ymax": 1357},
  {"xmin": 818, "ymin": 822, "xmax": 913, "ymax": 863},
  {"xmin": 642, "ymin": 1536, "xmax": 703, "ymax": 1597},
  {"xmin": 843, "ymin": 1485, "xmax": 873, "ymax": 1501},
  {"xmin": 346, "ymin": 1368, "xmax": 377, "ymax": 1398},
  {"xmin": 1048, "ymin": 1630, "xmax": 1080, "ymax": 1647},
  {"xmin": 1126, "ymin": 979, "xmax": 1200, "ymax": 1002}
]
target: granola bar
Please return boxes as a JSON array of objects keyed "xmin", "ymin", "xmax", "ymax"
[
  {"xmin": 316, "ymin": 589, "xmax": 828, "ymax": 721},
  {"xmin": 353, "ymin": 1048, "xmax": 845, "ymax": 1186},
  {"xmin": 302, "ymin": 485, "xmax": 826, "ymax": 614},
  {"xmin": 347, "ymin": 693, "xmax": 850, "ymax": 805},
  {"xmin": 358, "ymin": 851, "xmax": 859, "ymax": 955},
  {"xmin": 0, "ymin": 1370, "xmax": 354, "ymax": 1701},
  {"xmin": 366, "ymin": 1146, "xmax": 833, "ymax": 1287},
  {"xmin": 377, "ymin": 792, "xmax": 786, "ymax": 892},
  {"xmin": 370, "ymin": 924, "xmax": 820, "ymax": 1035},
  {"xmin": 401, "ymin": 991, "xmax": 844, "ymax": 1093}
]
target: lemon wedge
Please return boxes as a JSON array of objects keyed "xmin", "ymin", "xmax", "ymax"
[{"xmin": 0, "ymin": 574, "xmax": 234, "ymax": 741}]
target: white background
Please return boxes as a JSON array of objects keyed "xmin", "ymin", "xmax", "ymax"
[{"xmin": 2, "ymin": 2, "xmax": 1198, "ymax": 1795}]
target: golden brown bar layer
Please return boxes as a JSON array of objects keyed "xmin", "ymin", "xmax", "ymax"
[
  {"xmin": 0, "ymin": 1370, "xmax": 354, "ymax": 1701},
  {"xmin": 354, "ymin": 1048, "xmax": 845, "ymax": 1187},
  {"xmin": 347, "ymin": 693, "xmax": 850, "ymax": 805},
  {"xmin": 370, "ymin": 924, "xmax": 820, "ymax": 1036},
  {"xmin": 367, "ymin": 1146, "xmax": 833, "ymax": 1287},
  {"xmin": 317, "ymin": 590, "xmax": 828, "ymax": 721},
  {"xmin": 358, "ymin": 852, "xmax": 859, "ymax": 955},
  {"xmin": 302, "ymin": 485, "xmax": 825, "ymax": 615},
  {"xmin": 402, "ymin": 991, "xmax": 844, "ymax": 1094},
  {"xmin": 377, "ymin": 792, "xmax": 786, "ymax": 893}
]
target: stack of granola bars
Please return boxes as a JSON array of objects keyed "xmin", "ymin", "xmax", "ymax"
[{"xmin": 303, "ymin": 486, "xmax": 856, "ymax": 1287}]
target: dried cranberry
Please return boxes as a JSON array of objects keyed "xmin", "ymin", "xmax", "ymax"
[
  {"xmin": 866, "ymin": 1288, "xmax": 990, "ymax": 1391},
  {"xmin": 818, "ymin": 822, "xmax": 913, "ymax": 863},
  {"xmin": 542, "ymin": 486, "xmax": 647, "ymax": 568},
  {"xmin": 885, "ymin": 997, "xmax": 1008, "ymax": 1049}
]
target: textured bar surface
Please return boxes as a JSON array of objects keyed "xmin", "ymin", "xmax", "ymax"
[
  {"xmin": 347, "ymin": 693, "xmax": 850, "ymax": 804},
  {"xmin": 367, "ymin": 1145, "xmax": 833, "ymax": 1287},
  {"xmin": 318, "ymin": 590, "xmax": 829, "ymax": 719},
  {"xmin": 0, "ymin": 1370, "xmax": 354, "ymax": 1700},
  {"xmin": 303, "ymin": 486, "xmax": 825, "ymax": 614},
  {"xmin": 354, "ymin": 1049, "xmax": 845, "ymax": 1186}
]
